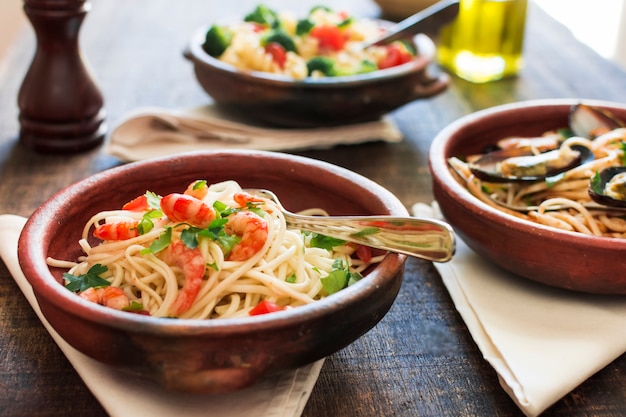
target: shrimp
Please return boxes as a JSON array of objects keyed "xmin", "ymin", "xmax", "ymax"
[
  {"xmin": 161, "ymin": 240, "xmax": 206, "ymax": 316},
  {"xmin": 160, "ymin": 193, "xmax": 216, "ymax": 228},
  {"xmin": 93, "ymin": 221, "xmax": 140, "ymax": 240},
  {"xmin": 233, "ymin": 191, "xmax": 264, "ymax": 206},
  {"xmin": 184, "ymin": 180, "xmax": 209, "ymax": 200},
  {"xmin": 225, "ymin": 211, "xmax": 269, "ymax": 261},
  {"xmin": 79, "ymin": 286, "xmax": 130, "ymax": 310},
  {"xmin": 122, "ymin": 194, "xmax": 150, "ymax": 211}
]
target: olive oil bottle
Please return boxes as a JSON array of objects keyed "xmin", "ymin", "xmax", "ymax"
[{"xmin": 437, "ymin": 0, "xmax": 527, "ymax": 83}]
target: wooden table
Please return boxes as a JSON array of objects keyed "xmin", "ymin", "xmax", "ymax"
[{"xmin": 1, "ymin": 1, "xmax": 625, "ymax": 416}]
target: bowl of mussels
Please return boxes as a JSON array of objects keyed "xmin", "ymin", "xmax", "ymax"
[
  {"xmin": 430, "ymin": 98, "xmax": 626, "ymax": 294},
  {"xmin": 183, "ymin": 4, "xmax": 450, "ymax": 127}
]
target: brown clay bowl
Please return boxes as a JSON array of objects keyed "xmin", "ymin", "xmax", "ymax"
[
  {"xmin": 18, "ymin": 150, "xmax": 407, "ymax": 393},
  {"xmin": 183, "ymin": 24, "xmax": 448, "ymax": 127},
  {"xmin": 430, "ymin": 98, "xmax": 626, "ymax": 294}
]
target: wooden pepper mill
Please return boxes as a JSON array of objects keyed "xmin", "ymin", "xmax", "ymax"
[{"xmin": 18, "ymin": 0, "xmax": 106, "ymax": 153}]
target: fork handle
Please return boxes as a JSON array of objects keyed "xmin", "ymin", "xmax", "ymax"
[{"xmin": 284, "ymin": 213, "xmax": 455, "ymax": 262}]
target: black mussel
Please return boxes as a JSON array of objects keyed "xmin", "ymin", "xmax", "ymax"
[
  {"xmin": 469, "ymin": 144, "xmax": 594, "ymax": 183},
  {"xmin": 569, "ymin": 103, "xmax": 625, "ymax": 138},
  {"xmin": 589, "ymin": 166, "xmax": 626, "ymax": 207}
]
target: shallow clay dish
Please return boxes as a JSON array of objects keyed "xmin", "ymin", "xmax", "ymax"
[
  {"xmin": 18, "ymin": 150, "xmax": 408, "ymax": 393},
  {"xmin": 430, "ymin": 98, "xmax": 626, "ymax": 294},
  {"xmin": 184, "ymin": 25, "xmax": 448, "ymax": 127}
]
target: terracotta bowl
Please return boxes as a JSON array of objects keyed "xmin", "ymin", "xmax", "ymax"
[
  {"xmin": 18, "ymin": 150, "xmax": 407, "ymax": 393},
  {"xmin": 430, "ymin": 98, "xmax": 626, "ymax": 294},
  {"xmin": 183, "ymin": 25, "xmax": 448, "ymax": 127}
]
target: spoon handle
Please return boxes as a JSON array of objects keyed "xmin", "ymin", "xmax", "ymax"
[
  {"xmin": 284, "ymin": 212, "xmax": 456, "ymax": 262},
  {"xmin": 367, "ymin": 0, "xmax": 460, "ymax": 47}
]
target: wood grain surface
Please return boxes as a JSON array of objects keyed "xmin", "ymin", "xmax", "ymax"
[{"xmin": 1, "ymin": 1, "xmax": 625, "ymax": 416}]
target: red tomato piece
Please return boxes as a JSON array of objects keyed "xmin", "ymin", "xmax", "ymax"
[
  {"xmin": 265, "ymin": 42, "xmax": 287, "ymax": 69},
  {"xmin": 249, "ymin": 299, "xmax": 285, "ymax": 316},
  {"xmin": 378, "ymin": 44, "xmax": 414, "ymax": 70},
  {"xmin": 122, "ymin": 195, "xmax": 149, "ymax": 212},
  {"xmin": 355, "ymin": 245, "xmax": 373, "ymax": 263},
  {"xmin": 337, "ymin": 10, "xmax": 350, "ymax": 20},
  {"xmin": 310, "ymin": 25, "xmax": 347, "ymax": 52}
]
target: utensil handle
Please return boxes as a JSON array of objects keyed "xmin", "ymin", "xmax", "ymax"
[
  {"xmin": 285, "ymin": 213, "xmax": 456, "ymax": 262},
  {"xmin": 369, "ymin": 0, "xmax": 460, "ymax": 46}
]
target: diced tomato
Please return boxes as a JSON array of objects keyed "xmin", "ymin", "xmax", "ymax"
[
  {"xmin": 310, "ymin": 25, "xmax": 347, "ymax": 52},
  {"xmin": 122, "ymin": 195, "xmax": 149, "ymax": 212},
  {"xmin": 355, "ymin": 245, "xmax": 373, "ymax": 263},
  {"xmin": 378, "ymin": 43, "xmax": 414, "ymax": 70},
  {"xmin": 249, "ymin": 299, "xmax": 285, "ymax": 316},
  {"xmin": 337, "ymin": 10, "xmax": 350, "ymax": 20},
  {"xmin": 250, "ymin": 22, "xmax": 266, "ymax": 32},
  {"xmin": 265, "ymin": 42, "xmax": 287, "ymax": 69}
]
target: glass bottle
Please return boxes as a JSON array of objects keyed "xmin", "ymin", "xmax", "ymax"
[{"xmin": 437, "ymin": 0, "xmax": 528, "ymax": 83}]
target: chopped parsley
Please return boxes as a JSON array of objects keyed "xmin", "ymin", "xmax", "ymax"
[
  {"xmin": 591, "ymin": 171, "xmax": 603, "ymax": 194},
  {"xmin": 141, "ymin": 227, "xmax": 172, "ymax": 254},
  {"xmin": 180, "ymin": 218, "xmax": 240, "ymax": 255},
  {"xmin": 63, "ymin": 263, "xmax": 110, "ymax": 292},
  {"xmin": 321, "ymin": 259, "xmax": 362, "ymax": 295}
]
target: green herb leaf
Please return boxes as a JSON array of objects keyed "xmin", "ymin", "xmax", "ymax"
[
  {"xmin": 181, "ymin": 227, "xmax": 201, "ymax": 248},
  {"xmin": 123, "ymin": 301, "xmax": 145, "ymax": 312},
  {"xmin": 184, "ymin": 217, "xmax": 240, "ymax": 256},
  {"xmin": 213, "ymin": 200, "xmax": 237, "ymax": 218},
  {"xmin": 591, "ymin": 171, "xmax": 603, "ymax": 194},
  {"xmin": 141, "ymin": 227, "xmax": 172, "ymax": 254},
  {"xmin": 310, "ymin": 233, "xmax": 347, "ymax": 250},
  {"xmin": 348, "ymin": 271, "xmax": 363, "ymax": 286},
  {"xmin": 621, "ymin": 142, "xmax": 626, "ymax": 166},
  {"xmin": 64, "ymin": 264, "xmax": 110, "ymax": 292},
  {"xmin": 145, "ymin": 191, "xmax": 162, "ymax": 209},
  {"xmin": 137, "ymin": 206, "xmax": 163, "ymax": 235},
  {"xmin": 193, "ymin": 180, "xmax": 207, "ymax": 190},
  {"xmin": 286, "ymin": 274, "xmax": 297, "ymax": 283},
  {"xmin": 320, "ymin": 259, "xmax": 356, "ymax": 295}
]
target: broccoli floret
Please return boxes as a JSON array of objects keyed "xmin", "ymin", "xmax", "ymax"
[
  {"xmin": 244, "ymin": 4, "xmax": 280, "ymax": 28},
  {"xmin": 263, "ymin": 30, "xmax": 297, "ymax": 52},
  {"xmin": 296, "ymin": 18, "xmax": 315, "ymax": 36},
  {"xmin": 307, "ymin": 56, "xmax": 337, "ymax": 76},
  {"xmin": 202, "ymin": 25, "xmax": 233, "ymax": 57},
  {"xmin": 307, "ymin": 57, "xmax": 378, "ymax": 77},
  {"xmin": 353, "ymin": 59, "xmax": 377, "ymax": 74}
]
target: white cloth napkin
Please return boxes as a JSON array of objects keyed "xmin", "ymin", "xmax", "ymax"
[
  {"xmin": 106, "ymin": 105, "xmax": 403, "ymax": 162},
  {"xmin": 412, "ymin": 203, "xmax": 626, "ymax": 417},
  {"xmin": 0, "ymin": 214, "xmax": 324, "ymax": 417}
]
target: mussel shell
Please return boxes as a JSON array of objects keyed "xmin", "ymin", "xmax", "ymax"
[
  {"xmin": 469, "ymin": 144, "xmax": 594, "ymax": 183},
  {"xmin": 569, "ymin": 103, "xmax": 625, "ymax": 138},
  {"xmin": 588, "ymin": 166, "xmax": 626, "ymax": 207}
]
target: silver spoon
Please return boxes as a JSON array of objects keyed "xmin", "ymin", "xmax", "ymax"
[
  {"xmin": 363, "ymin": 0, "xmax": 460, "ymax": 48},
  {"xmin": 244, "ymin": 189, "xmax": 456, "ymax": 262}
]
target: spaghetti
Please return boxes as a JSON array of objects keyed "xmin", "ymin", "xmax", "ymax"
[
  {"xmin": 448, "ymin": 127, "xmax": 626, "ymax": 237},
  {"xmin": 47, "ymin": 180, "xmax": 383, "ymax": 319}
]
